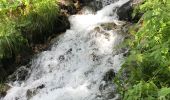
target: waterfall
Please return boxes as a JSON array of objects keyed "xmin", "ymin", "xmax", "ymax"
[{"xmin": 2, "ymin": 0, "xmax": 129, "ymax": 100}]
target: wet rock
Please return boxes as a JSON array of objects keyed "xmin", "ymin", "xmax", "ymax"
[
  {"xmin": 84, "ymin": 70, "xmax": 94, "ymax": 77},
  {"xmin": 100, "ymin": 70, "xmax": 116, "ymax": 88},
  {"xmin": 84, "ymin": 0, "xmax": 119, "ymax": 11},
  {"xmin": 76, "ymin": 0, "xmax": 118, "ymax": 14},
  {"xmin": 76, "ymin": 48, "xmax": 82, "ymax": 52},
  {"xmin": 103, "ymin": 69, "xmax": 115, "ymax": 82},
  {"xmin": 0, "ymin": 84, "xmax": 11, "ymax": 97},
  {"xmin": 26, "ymin": 89, "xmax": 36, "ymax": 100},
  {"xmin": 0, "ymin": 45, "xmax": 32, "ymax": 82},
  {"xmin": 7, "ymin": 65, "xmax": 30, "ymax": 82},
  {"xmin": 94, "ymin": 27, "xmax": 101, "ymax": 32},
  {"xmin": 58, "ymin": 0, "xmax": 91, "ymax": 15},
  {"xmin": 90, "ymin": 53, "xmax": 100, "ymax": 62},
  {"xmin": 66, "ymin": 48, "xmax": 72, "ymax": 54},
  {"xmin": 76, "ymin": 0, "xmax": 101, "ymax": 11},
  {"xmin": 78, "ymin": 6, "xmax": 95, "ymax": 14},
  {"xmin": 59, "ymin": 2, "xmax": 77, "ymax": 15},
  {"xmin": 93, "ymin": 0, "xmax": 102, "ymax": 10},
  {"xmin": 26, "ymin": 84, "xmax": 45, "ymax": 100},
  {"xmin": 123, "ymin": 48, "xmax": 130, "ymax": 57},
  {"xmin": 100, "ymin": 21, "xmax": 130, "ymax": 31},
  {"xmin": 117, "ymin": 1, "xmax": 133, "ymax": 21},
  {"xmin": 101, "ymin": 0, "xmax": 119, "ymax": 7},
  {"xmin": 59, "ymin": 55, "xmax": 65, "ymax": 62},
  {"xmin": 97, "ymin": 69, "xmax": 118, "ymax": 99},
  {"xmin": 99, "ymin": 82, "xmax": 117, "ymax": 100},
  {"xmin": 117, "ymin": 0, "xmax": 144, "ymax": 22},
  {"xmin": 37, "ymin": 84, "xmax": 45, "ymax": 89},
  {"xmin": 101, "ymin": 23, "xmax": 117, "ymax": 30},
  {"xmin": 107, "ymin": 92, "xmax": 116, "ymax": 99}
]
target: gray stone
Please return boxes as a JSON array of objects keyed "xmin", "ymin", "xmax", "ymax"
[
  {"xmin": 117, "ymin": 1, "xmax": 133, "ymax": 21},
  {"xmin": 7, "ymin": 65, "xmax": 30, "ymax": 82},
  {"xmin": 103, "ymin": 69, "xmax": 115, "ymax": 82}
]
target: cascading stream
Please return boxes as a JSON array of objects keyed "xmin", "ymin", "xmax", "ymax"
[{"xmin": 2, "ymin": 0, "xmax": 129, "ymax": 100}]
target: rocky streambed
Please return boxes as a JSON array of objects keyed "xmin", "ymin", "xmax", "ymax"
[{"xmin": 0, "ymin": 0, "xmax": 143, "ymax": 100}]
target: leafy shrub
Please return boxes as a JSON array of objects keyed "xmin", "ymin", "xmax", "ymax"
[
  {"xmin": 123, "ymin": 81, "xmax": 170, "ymax": 100},
  {"xmin": 115, "ymin": 0, "xmax": 170, "ymax": 99}
]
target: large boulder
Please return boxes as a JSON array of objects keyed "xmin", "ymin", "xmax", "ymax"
[
  {"xmin": 117, "ymin": 1, "xmax": 133, "ymax": 21},
  {"xmin": 117, "ymin": 0, "xmax": 144, "ymax": 22}
]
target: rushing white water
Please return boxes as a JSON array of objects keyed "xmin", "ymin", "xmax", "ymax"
[{"xmin": 3, "ymin": 0, "xmax": 129, "ymax": 100}]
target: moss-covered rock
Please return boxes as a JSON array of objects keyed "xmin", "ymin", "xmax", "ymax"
[{"xmin": 0, "ymin": 84, "xmax": 11, "ymax": 97}]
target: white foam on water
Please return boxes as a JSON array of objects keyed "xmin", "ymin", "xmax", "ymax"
[{"xmin": 3, "ymin": 0, "xmax": 129, "ymax": 100}]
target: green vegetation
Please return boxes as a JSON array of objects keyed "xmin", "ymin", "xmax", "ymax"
[
  {"xmin": 0, "ymin": 83, "xmax": 10, "ymax": 96},
  {"xmin": 115, "ymin": 0, "xmax": 170, "ymax": 99},
  {"xmin": 0, "ymin": 0, "xmax": 60, "ymax": 59},
  {"xmin": 18, "ymin": 0, "xmax": 60, "ymax": 43},
  {"xmin": 0, "ymin": 19, "xmax": 26, "ymax": 59}
]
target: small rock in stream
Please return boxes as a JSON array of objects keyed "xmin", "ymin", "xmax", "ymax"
[
  {"xmin": 98, "ymin": 69, "xmax": 117, "ymax": 99},
  {"xmin": 37, "ymin": 84, "xmax": 45, "ymax": 89},
  {"xmin": 103, "ymin": 69, "xmax": 115, "ymax": 82},
  {"xmin": 59, "ymin": 55, "xmax": 65, "ymax": 62},
  {"xmin": 100, "ymin": 23, "xmax": 117, "ymax": 30},
  {"xmin": 7, "ymin": 65, "xmax": 30, "ymax": 82},
  {"xmin": 66, "ymin": 48, "xmax": 72, "ymax": 54},
  {"xmin": 26, "ymin": 89, "xmax": 36, "ymax": 100}
]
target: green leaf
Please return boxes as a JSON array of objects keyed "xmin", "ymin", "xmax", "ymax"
[{"xmin": 158, "ymin": 87, "xmax": 170, "ymax": 97}]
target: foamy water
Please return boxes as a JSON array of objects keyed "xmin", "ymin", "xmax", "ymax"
[{"xmin": 3, "ymin": 0, "xmax": 129, "ymax": 100}]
